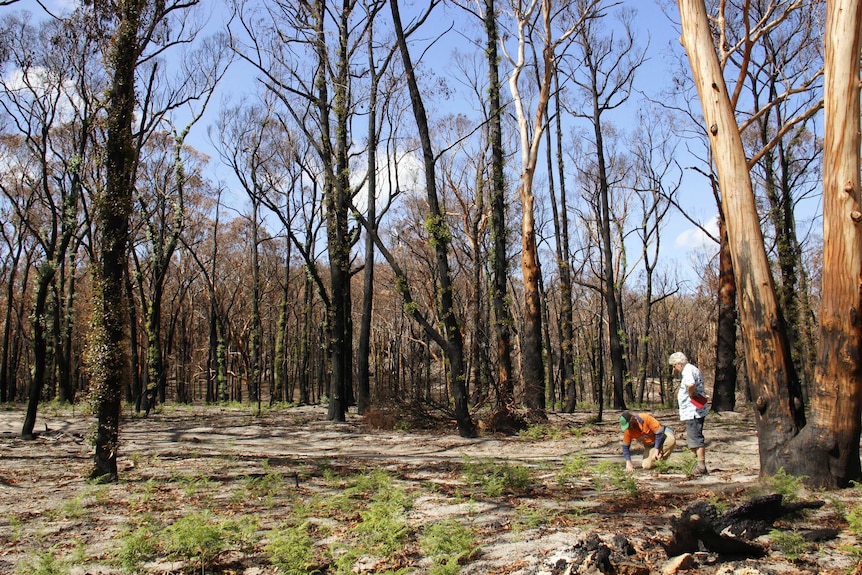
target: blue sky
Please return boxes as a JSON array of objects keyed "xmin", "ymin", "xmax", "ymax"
[{"xmin": 19, "ymin": 0, "xmax": 724, "ymax": 288}]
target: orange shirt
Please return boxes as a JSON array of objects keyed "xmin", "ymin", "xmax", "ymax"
[{"xmin": 623, "ymin": 413, "xmax": 664, "ymax": 447}]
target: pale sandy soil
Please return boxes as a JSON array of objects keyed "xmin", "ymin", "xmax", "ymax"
[{"xmin": 0, "ymin": 404, "xmax": 859, "ymax": 575}]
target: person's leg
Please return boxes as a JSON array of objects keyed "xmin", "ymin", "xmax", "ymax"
[
  {"xmin": 642, "ymin": 448, "xmax": 658, "ymax": 469},
  {"xmin": 644, "ymin": 431, "xmax": 676, "ymax": 469},
  {"xmin": 685, "ymin": 419, "xmax": 708, "ymax": 474},
  {"xmin": 695, "ymin": 446, "xmax": 706, "ymax": 468},
  {"xmin": 661, "ymin": 431, "xmax": 676, "ymax": 459}
]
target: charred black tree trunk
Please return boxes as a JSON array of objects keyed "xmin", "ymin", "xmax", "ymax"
[
  {"xmin": 391, "ymin": 0, "xmax": 475, "ymax": 437},
  {"xmin": 90, "ymin": 0, "xmax": 143, "ymax": 481},
  {"xmin": 713, "ymin": 215, "xmax": 738, "ymax": 412}
]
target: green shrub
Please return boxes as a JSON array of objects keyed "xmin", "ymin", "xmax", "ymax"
[
  {"xmin": 353, "ymin": 491, "xmax": 411, "ymax": 555},
  {"xmin": 114, "ymin": 520, "xmax": 160, "ymax": 574},
  {"xmin": 315, "ymin": 470, "xmax": 397, "ymax": 517},
  {"xmin": 266, "ymin": 522, "xmax": 316, "ymax": 575},
  {"xmin": 836, "ymin": 543, "xmax": 862, "ymax": 558},
  {"xmin": 344, "ymin": 468, "xmax": 395, "ymax": 494},
  {"xmin": 247, "ymin": 470, "xmax": 285, "ymax": 495},
  {"xmin": 556, "ymin": 452, "xmax": 589, "ymax": 485},
  {"xmin": 307, "ymin": 471, "xmax": 414, "ymax": 574},
  {"xmin": 162, "ymin": 512, "xmax": 230, "ymax": 572},
  {"xmin": 61, "ymin": 494, "xmax": 86, "ymax": 519},
  {"xmin": 592, "ymin": 461, "xmax": 637, "ymax": 496},
  {"xmin": 649, "ymin": 457, "xmax": 671, "ymax": 474},
  {"xmin": 677, "ymin": 453, "xmax": 698, "ymax": 476},
  {"xmin": 175, "ymin": 473, "xmax": 217, "ymax": 498},
  {"xmin": 650, "ymin": 451, "xmax": 694, "ymax": 475},
  {"xmin": 512, "ymin": 503, "xmax": 555, "ymax": 532},
  {"xmin": 16, "ymin": 547, "xmax": 68, "ymax": 575},
  {"xmin": 769, "ymin": 528, "xmax": 808, "ymax": 560},
  {"xmin": 765, "ymin": 468, "xmax": 806, "ymax": 501},
  {"xmin": 330, "ymin": 482, "xmax": 414, "ymax": 573},
  {"xmin": 570, "ymin": 424, "xmax": 591, "ymax": 439},
  {"xmin": 8, "ymin": 516, "xmax": 24, "ymax": 542},
  {"xmin": 707, "ymin": 494, "xmax": 732, "ymax": 515},
  {"xmin": 519, "ymin": 424, "xmax": 562, "ymax": 441},
  {"xmin": 847, "ymin": 503, "xmax": 862, "ymax": 535},
  {"xmin": 462, "ymin": 458, "xmax": 532, "ymax": 497},
  {"xmin": 238, "ymin": 470, "xmax": 287, "ymax": 508},
  {"xmin": 421, "ymin": 519, "xmax": 476, "ymax": 575},
  {"xmin": 131, "ymin": 478, "xmax": 159, "ymax": 507}
]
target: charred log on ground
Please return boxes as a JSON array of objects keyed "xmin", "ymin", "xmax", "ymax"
[{"xmin": 663, "ymin": 494, "xmax": 828, "ymax": 557}]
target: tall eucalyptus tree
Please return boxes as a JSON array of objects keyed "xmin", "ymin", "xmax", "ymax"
[
  {"xmin": 451, "ymin": 0, "xmax": 518, "ymax": 415},
  {"xmin": 678, "ymin": 0, "xmax": 861, "ymax": 487},
  {"xmin": 356, "ymin": 0, "xmax": 401, "ymax": 414},
  {"xmin": 389, "ymin": 0, "xmax": 475, "ymax": 436},
  {"xmin": 501, "ymin": 0, "xmax": 595, "ymax": 417},
  {"xmin": 483, "ymin": 0, "xmax": 516, "ymax": 411},
  {"xmin": 676, "ymin": 0, "xmax": 805, "ymax": 479}
]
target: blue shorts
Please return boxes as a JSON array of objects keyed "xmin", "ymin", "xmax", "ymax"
[{"xmin": 685, "ymin": 417, "xmax": 706, "ymax": 448}]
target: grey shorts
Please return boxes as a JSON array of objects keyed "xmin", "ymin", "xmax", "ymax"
[{"xmin": 685, "ymin": 417, "xmax": 706, "ymax": 448}]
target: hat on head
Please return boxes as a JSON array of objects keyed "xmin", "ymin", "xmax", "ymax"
[
  {"xmin": 668, "ymin": 351, "xmax": 688, "ymax": 366},
  {"xmin": 620, "ymin": 411, "xmax": 632, "ymax": 431}
]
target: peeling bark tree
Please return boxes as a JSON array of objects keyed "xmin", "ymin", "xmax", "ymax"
[
  {"xmin": 677, "ymin": 0, "xmax": 805, "ymax": 476},
  {"xmin": 505, "ymin": 0, "xmax": 551, "ymax": 416},
  {"xmin": 788, "ymin": 0, "xmax": 862, "ymax": 487},
  {"xmin": 503, "ymin": 0, "xmax": 590, "ymax": 418}
]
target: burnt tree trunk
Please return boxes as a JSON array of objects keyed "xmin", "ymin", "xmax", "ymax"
[
  {"xmin": 713, "ymin": 214, "xmax": 738, "ymax": 412},
  {"xmin": 665, "ymin": 495, "xmax": 826, "ymax": 557},
  {"xmin": 391, "ymin": 0, "xmax": 475, "ymax": 437},
  {"xmin": 484, "ymin": 0, "xmax": 515, "ymax": 410},
  {"xmin": 91, "ymin": 0, "xmax": 143, "ymax": 482}
]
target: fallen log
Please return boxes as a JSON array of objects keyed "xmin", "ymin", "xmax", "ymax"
[
  {"xmin": 663, "ymin": 494, "xmax": 827, "ymax": 558},
  {"xmin": 719, "ymin": 493, "xmax": 825, "ymax": 538},
  {"xmin": 664, "ymin": 501, "xmax": 766, "ymax": 557}
]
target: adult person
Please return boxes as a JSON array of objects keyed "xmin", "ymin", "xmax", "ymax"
[
  {"xmin": 620, "ymin": 411, "xmax": 676, "ymax": 472},
  {"xmin": 668, "ymin": 351, "xmax": 709, "ymax": 475}
]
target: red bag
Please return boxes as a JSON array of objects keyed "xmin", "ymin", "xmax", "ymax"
[{"xmin": 691, "ymin": 393, "xmax": 709, "ymax": 409}]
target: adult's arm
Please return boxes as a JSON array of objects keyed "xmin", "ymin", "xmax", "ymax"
[
  {"xmin": 654, "ymin": 428, "xmax": 666, "ymax": 452},
  {"xmin": 622, "ymin": 442, "xmax": 632, "ymax": 460}
]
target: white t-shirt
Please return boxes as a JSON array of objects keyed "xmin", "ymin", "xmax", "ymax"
[{"xmin": 677, "ymin": 363, "xmax": 708, "ymax": 421}]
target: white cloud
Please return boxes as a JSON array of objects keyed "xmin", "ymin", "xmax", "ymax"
[
  {"xmin": 3, "ymin": 66, "xmax": 81, "ymax": 125},
  {"xmin": 673, "ymin": 214, "xmax": 720, "ymax": 250},
  {"xmin": 352, "ymin": 148, "xmax": 424, "ymax": 216}
]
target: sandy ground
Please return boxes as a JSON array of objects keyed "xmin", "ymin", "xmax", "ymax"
[{"xmin": 0, "ymin": 404, "xmax": 860, "ymax": 574}]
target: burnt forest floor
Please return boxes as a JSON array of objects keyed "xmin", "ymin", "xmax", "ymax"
[{"xmin": 0, "ymin": 402, "xmax": 861, "ymax": 575}]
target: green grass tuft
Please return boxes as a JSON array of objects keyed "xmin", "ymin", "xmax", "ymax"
[
  {"xmin": 16, "ymin": 547, "xmax": 68, "ymax": 575},
  {"xmin": 266, "ymin": 521, "xmax": 316, "ymax": 575},
  {"xmin": 421, "ymin": 518, "xmax": 476, "ymax": 575},
  {"xmin": 556, "ymin": 452, "xmax": 589, "ymax": 485},
  {"xmin": 768, "ymin": 528, "xmax": 808, "ymax": 560},
  {"xmin": 462, "ymin": 457, "xmax": 532, "ymax": 497}
]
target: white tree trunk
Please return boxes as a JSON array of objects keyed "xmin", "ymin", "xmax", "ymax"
[
  {"xmin": 677, "ymin": 0, "xmax": 802, "ymax": 474},
  {"xmin": 800, "ymin": 0, "xmax": 862, "ymax": 487}
]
